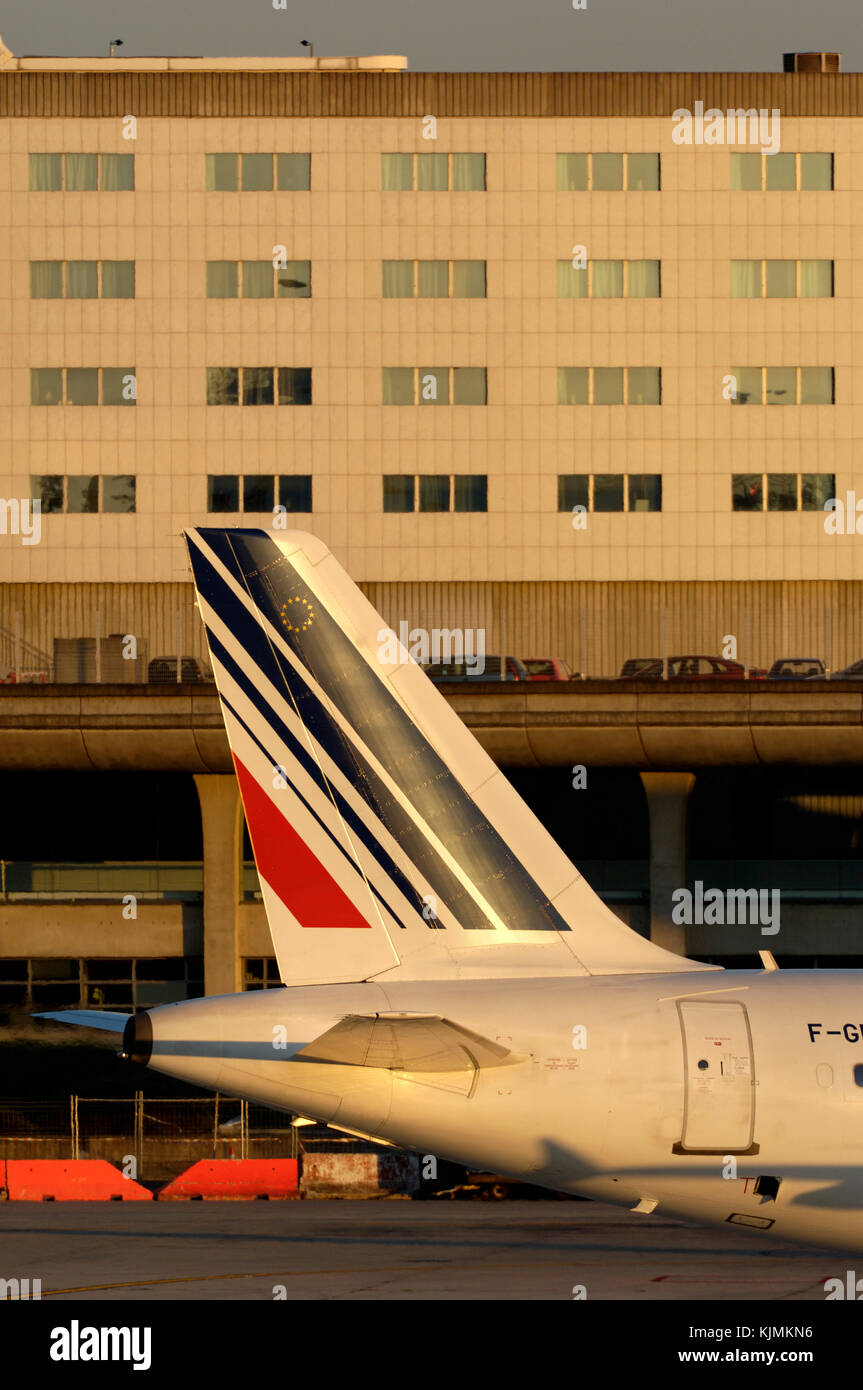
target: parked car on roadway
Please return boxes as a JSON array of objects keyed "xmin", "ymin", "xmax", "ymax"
[
  {"xmin": 520, "ymin": 658, "xmax": 577, "ymax": 681},
  {"xmin": 619, "ymin": 655, "xmax": 765, "ymax": 679},
  {"xmin": 808, "ymin": 658, "xmax": 863, "ymax": 680},
  {"xmin": 767, "ymin": 658, "xmax": 826, "ymax": 679},
  {"xmin": 424, "ymin": 656, "xmax": 527, "ymax": 682},
  {"xmin": 147, "ymin": 656, "xmax": 211, "ymax": 683}
]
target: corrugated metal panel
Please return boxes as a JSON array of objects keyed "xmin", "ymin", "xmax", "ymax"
[
  {"xmin": 1, "ymin": 71, "xmax": 861, "ymax": 118},
  {"xmin": 0, "ymin": 579, "xmax": 861, "ymax": 680}
]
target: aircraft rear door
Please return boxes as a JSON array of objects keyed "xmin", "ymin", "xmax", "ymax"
[{"xmin": 677, "ymin": 1001, "xmax": 755, "ymax": 1152}]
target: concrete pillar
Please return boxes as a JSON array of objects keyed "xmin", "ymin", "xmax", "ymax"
[
  {"xmin": 193, "ymin": 774, "xmax": 243, "ymax": 997},
  {"xmin": 639, "ymin": 771, "xmax": 695, "ymax": 956}
]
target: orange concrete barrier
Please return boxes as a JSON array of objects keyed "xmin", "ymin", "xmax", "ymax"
[
  {"xmin": 5, "ymin": 1160, "xmax": 152, "ymax": 1201},
  {"xmin": 158, "ymin": 1159, "xmax": 299, "ymax": 1200},
  {"xmin": 301, "ymin": 1152, "xmax": 419, "ymax": 1197}
]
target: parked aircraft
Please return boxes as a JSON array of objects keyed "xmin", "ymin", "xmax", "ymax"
[{"xmin": 39, "ymin": 528, "xmax": 863, "ymax": 1253}]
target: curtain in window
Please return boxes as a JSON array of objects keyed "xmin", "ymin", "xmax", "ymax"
[
  {"xmin": 276, "ymin": 260, "xmax": 311, "ymax": 297},
  {"xmin": 381, "ymin": 262, "xmax": 414, "ymax": 298},
  {"xmin": 417, "ymin": 261, "xmax": 448, "ymax": 297},
  {"xmin": 627, "ymin": 367, "xmax": 660, "ymax": 404},
  {"xmin": 453, "ymin": 475, "xmax": 487, "ymax": 512},
  {"xmin": 592, "ymin": 260, "xmax": 624, "ymax": 297},
  {"xmin": 65, "ymin": 154, "xmax": 98, "ymax": 190},
  {"xmin": 452, "ymin": 261, "xmax": 486, "ymax": 297},
  {"xmin": 241, "ymin": 154, "xmax": 273, "ymax": 191},
  {"xmin": 102, "ymin": 369, "xmax": 136, "ymax": 406},
  {"xmin": 101, "ymin": 261, "xmax": 135, "ymax": 298},
  {"xmin": 452, "ymin": 368, "xmax": 486, "ymax": 404},
  {"xmin": 626, "ymin": 154, "xmax": 660, "ymax": 191},
  {"xmin": 765, "ymin": 153, "xmax": 797, "ymax": 190},
  {"xmin": 381, "ymin": 154, "xmax": 412, "ymax": 190},
  {"xmin": 732, "ymin": 367, "xmax": 763, "ymax": 404},
  {"xmin": 556, "ymin": 154, "xmax": 588, "ymax": 191},
  {"xmin": 276, "ymin": 153, "xmax": 310, "ymax": 190},
  {"xmin": 625, "ymin": 260, "xmax": 659, "ymax": 298},
  {"xmin": 66, "ymin": 369, "xmax": 99, "ymax": 405},
  {"xmin": 799, "ymin": 260, "xmax": 833, "ymax": 297},
  {"xmin": 557, "ymin": 262, "xmax": 589, "ymax": 298},
  {"xmin": 29, "ymin": 154, "xmax": 62, "ymax": 190},
  {"xmin": 766, "ymin": 260, "xmax": 797, "ymax": 297},
  {"xmin": 451, "ymin": 154, "xmax": 485, "ymax": 190},
  {"xmin": 765, "ymin": 367, "xmax": 797, "ymax": 404},
  {"xmin": 418, "ymin": 368, "xmax": 449, "ymax": 403},
  {"xmin": 417, "ymin": 154, "xmax": 448, "ymax": 190},
  {"xmin": 242, "ymin": 262, "xmax": 274, "ymax": 298},
  {"xmin": 66, "ymin": 262, "xmax": 98, "ymax": 298},
  {"xmin": 592, "ymin": 153, "xmax": 623, "ymax": 190},
  {"xmin": 730, "ymin": 260, "xmax": 761, "ymax": 297},
  {"xmin": 557, "ymin": 368, "xmax": 589, "ymax": 405},
  {"xmin": 593, "ymin": 368, "xmax": 624, "ymax": 404},
  {"xmin": 101, "ymin": 154, "xmax": 134, "ymax": 190},
  {"xmin": 206, "ymin": 262, "xmax": 238, "ymax": 298},
  {"xmin": 30, "ymin": 262, "xmax": 62, "ymax": 298},
  {"xmin": 30, "ymin": 369, "xmax": 63, "ymax": 405},
  {"xmin": 205, "ymin": 154, "xmax": 237, "ymax": 191},
  {"xmin": 800, "ymin": 367, "xmax": 834, "ymax": 404},
  {"xmin": 800, "ymin": 154, "xmax": 832, "ymax": 191},
  {"xmin": 382, "ymin": 368, "xmax": 415, "ymax": 404},
  {"xmin": 730, "ymin": 154, "xmax": 762, "ymax": 191}
]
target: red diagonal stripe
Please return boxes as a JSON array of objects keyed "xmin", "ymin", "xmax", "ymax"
[{"xmin": 234, "ymin": 755, "xmax": 371, "ymax": 928}]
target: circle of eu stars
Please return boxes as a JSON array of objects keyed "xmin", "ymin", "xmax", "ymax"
[{"xmin": 280, "ymin": 595, "xmax": 315, "ymax": 633}]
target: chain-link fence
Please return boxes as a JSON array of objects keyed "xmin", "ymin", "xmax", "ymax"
[{"xmin": 0, "ymin": 1095, "xmax": 299, "ymax": 1181}]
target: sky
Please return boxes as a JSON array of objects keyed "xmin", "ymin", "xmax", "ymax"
[{"xmin": 0, "ymin": 0, "xmax": 860, "ymax": 73}]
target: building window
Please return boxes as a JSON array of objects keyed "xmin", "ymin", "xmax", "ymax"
[
  {"xmin": 30, "ymin": 260, "xmax": 135, "ymax": 299},
  {"xmin": 730, "ymin": 260, "xmax": 834, "ymax": 297},
  {"xmin": 206, "ymin": 260, "xmax": 311, "ymax": 298},
  {"xmin": 730, "ymin": 152, "xmax": 834, "ymax": 191},
  {"xmin": 30, "ymin": 368, "xmax": 136, "ymax": 405},
  {"xmin": 732, "ymin": 473, "xmax": 836, "ymax": 511},
  {"xmin": 557, "ymin": 259, "xmax": 661, "ymax": 298},
  {"xmin": 206, "ymin": 368, "xmax": 312, "ymax": 405},
  {"xmin": 383, "ymin": 475, "xmax": 488, "ymax": 513},
  {"xmin": 382, "ymin": 367, "xmax": 487, "ymax": 405},
  {"xmin": 242, "ymin": 958, "xmax": 282, "ymax": 990},
  {"xmin": 381, "ymin": 152, "xmax": 486, "ymax": 191},
  {"xmin": 0, "ymin": 957, "xmax": 202, "ymax": 1009},
  {"xmin": 557, "ymin": 474, "xmax": 662, "ymax": 512},
  {"xmin": 30, "ymin": 476, "xmax": 137, "ymax": 513},
  {"xmin": 207, "ymin": 475, "xmax": 313, "ymax": 513},
  {"xmin": 205, "ymin": 153, "xmax": 311, "ymax": 191},
  {"xmin": 730, "ymin": 366, "xmax": 834, "ymax": 404},
  {"xmin": 557, "ymin": 366, "xmax": 661, "ymax": 404},
  {"xmin": 556, "ymin": 152, "xmax": 660, "ymax": 191},
  {"xmin": 382, "ymin": 260, "xmax": 486, "ymax": 298},
  {"xmin": 28, "ymin": 153, "xmax": 134, "ymax": 191}
]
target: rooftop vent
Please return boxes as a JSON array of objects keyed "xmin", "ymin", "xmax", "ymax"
[{"xmin": 783, "ymin": 52, "xmax": 841, "ymax": 73}]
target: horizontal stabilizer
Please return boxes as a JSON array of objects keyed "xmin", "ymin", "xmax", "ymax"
[
  {"xmin": 34, "ymin": 1010, "xmax": 131, "ymax": 1033},
  {"xmin": 294, "ymin": 1013, "xmax": 525, "ymax": 1072}
]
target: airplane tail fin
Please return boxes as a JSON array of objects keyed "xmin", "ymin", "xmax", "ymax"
[{"xmin": 185, "ymin": 527, "xmax": 716, "ymax": 985}]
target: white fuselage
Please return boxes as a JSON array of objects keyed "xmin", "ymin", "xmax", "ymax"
[{"xmin": 138, "ymin": 969, "xmax": 863, "ymax": 1253}]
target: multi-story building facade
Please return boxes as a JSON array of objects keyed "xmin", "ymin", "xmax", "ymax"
[{"xmin": 2, "ymin": 48, "xmax": 863, "ymax": 1011}]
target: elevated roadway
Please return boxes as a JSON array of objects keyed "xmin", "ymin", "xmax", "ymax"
[{"xmin": 2, "ymin": 680, "xmax": 863, "ymax": 770}]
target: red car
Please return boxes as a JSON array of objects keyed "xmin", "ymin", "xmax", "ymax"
[{"xmin": 520, "ymin": 658, "xmax": 577, "ymax": 681}]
